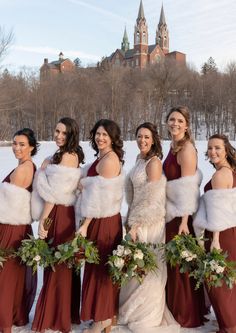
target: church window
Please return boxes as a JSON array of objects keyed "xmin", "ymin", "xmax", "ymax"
[{"xmin": 143, "ymin": 31, "xmax": 146, "ymax": 43}]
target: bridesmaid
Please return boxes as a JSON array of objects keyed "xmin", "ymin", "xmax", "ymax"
[
  {"xmin": 32, "ymin": 117, "xmax": 83, "ymax": 333},
  {"xmin": 76, "ymin": 119, "xmax": 124, "ymax": 333},
  {"xmin": 0, "ymin": 128, "xmax": 38, "ymax": 333},
  {"xmin": 194, "ymin": 134, "xmax": 236, "ymax": 333},
  {"xmin": 163, "ymin": 106, "xmax": 205, "ymax": 327}
]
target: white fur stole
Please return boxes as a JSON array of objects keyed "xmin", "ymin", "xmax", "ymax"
[
  {"xmin": 0, "ymin": 182, "xmax": 32, "ymax": 225},
  {"xmin": 31, "ymin": 164, "xmax": 81, "ymax": 221},
  {"xmin": 127, "ymin": 175, "xmax": 167, "ymax": 228},
  {"xmin": 193, "ymin": 187, "xmax": 236, "ymax": 233},
  {"xmin": 75, "ymin": 172, "xmax": 124, "ymax": 222},
  {"xmin": 166, "ymin": 169, "xmax": 202, "ymax": 222}
]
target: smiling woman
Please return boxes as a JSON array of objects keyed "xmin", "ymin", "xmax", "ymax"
[
  {"xmin": 163, "ymin": 106, "xmax": 206, "ymax": 328},
  {"xmin": 194, "ymin": 134, "xmax": 236, "ymax": 333},
  {"xmin": 76, "ymin": 119, "xmax": 124, "ymax": 333},
  {"xmin": 0, "ymin": 128, "xmax": 38, "ymax": 333}
]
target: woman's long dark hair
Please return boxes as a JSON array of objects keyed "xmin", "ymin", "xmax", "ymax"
[
  {"xmin": 135, "ymin": 122, "xmax": 163, "ymax": 160},
  {"xmin": 206, "ymin": 134, "xmax": 236, "ymax": 170},
  {"xmin": 90, "ymin": 119, "xmax": 124, "ymax": 164},
  {"xmin": 13, "ymin": 128, "xmax": 39, "ymax": 156},
  {"xmin": 166, "ymin": 106, "xmax": 195, "ymax": 154},
  {"xmin": 52, "ymin": 117, "xmax": 85, "ymax": 165}
]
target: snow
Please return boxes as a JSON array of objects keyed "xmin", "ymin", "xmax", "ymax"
[{"xmin": 0, "ymin": 141, "xmax": 219, "ymax": 333}]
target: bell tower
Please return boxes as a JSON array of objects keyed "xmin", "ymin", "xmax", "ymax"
[
  {"xmin": 134, "ymin": 0, "xmax": 148, "ymax": 68},
  {"xmin": 156, "ymin": 4, "xmax": 169, "ymax": 54}
]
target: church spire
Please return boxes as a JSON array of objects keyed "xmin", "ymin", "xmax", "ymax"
[
  {"xmin": 137, "ymin": 0, "xmax": 145, "ymax": 23},
  {"xmin": 156, "ymin": 4, "xmax": 169, "ymax": 54},
  {"xmin": 121, "ymin": 26, "xmax": 130, "ymax": 52},
  {"xmin": 159, "ymin": 4, "xmax": 166, "ymax": 26}
]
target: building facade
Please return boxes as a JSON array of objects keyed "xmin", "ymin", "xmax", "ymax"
[
  {"xmin": 102, "ymin": 0, "xmax": 186, "ymax": 69},
  {"xmin": 40, "ymin": 52, "xmax": 75, "ymax": 80}
]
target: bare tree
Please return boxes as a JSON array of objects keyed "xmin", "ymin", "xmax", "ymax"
[{"xmin": 0, "ymin": 26, "xmax": 14, "ymax": 63}]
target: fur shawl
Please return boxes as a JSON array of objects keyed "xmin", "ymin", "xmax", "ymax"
[
  {"xmin": 166, "ymin": 169, "xmax": 202, "ymax": 222},
  {"xmin": 0, "ymin": 182, "xmax": 32, "ymax": 225},
  {"xmin": 31, "ymin": 164, "xmax": 81, "ymax": 221},
  {"xmin": 193, "ymin": 188, "xmax": 236, "ymax": 232},
  {"xmin": 127, "ymin": 175, "xmax": 167, "ymax": 228},
  {"xmin": 75, "ymin": 172, "xmax": 124, "ymax": 221}
]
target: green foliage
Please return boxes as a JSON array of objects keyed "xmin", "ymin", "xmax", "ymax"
[
  {"xmin": 16, "ymin": 235, "xmax": 56, "ymax": 274},
  {"xmin": 160, "ymin": 234, "xmax": 205, "ymax": 273},
  {"xmin": 54, "ymin": 234, "xmax": 99, "ymax": 274},
  {"xmin": 107, "ymin": 234, "xmax": 157, "ymax": 287},
  {"xmin": 162, "ymin": 234, "xmax": 236, "ymax": 290},
  {"xmin": 0, "ymin": 248, "xmax": 14, "ymax": 270},
  {"xmin": 190, "ymin": 248, "xmax": 236, "ymax": 290}
]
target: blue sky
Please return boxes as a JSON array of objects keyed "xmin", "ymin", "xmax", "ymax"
[{"xmin": 0, "ymin": 0, "xmax": 236, "ymax": 72}]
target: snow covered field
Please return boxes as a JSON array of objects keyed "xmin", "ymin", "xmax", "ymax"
[{"xmin": 0, "ymin": 141, "xmax": 220, "ymax": 333}]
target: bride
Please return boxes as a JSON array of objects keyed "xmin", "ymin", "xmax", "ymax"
[{"xmin": 118, "ymin": 122, "xmax": 180, "ymax": 333}]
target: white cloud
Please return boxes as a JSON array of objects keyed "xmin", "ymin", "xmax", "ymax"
[
  {"xmin": 13, "ymin": 45, "xmax": 100, "ymax": 61},
  {"xmin": 66, "ymin": 0, "xmax": 133, "ymax": 24}
]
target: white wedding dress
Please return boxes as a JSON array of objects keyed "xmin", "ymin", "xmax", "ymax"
[{"xmin": 118, "ymin": 158, "xmax": 180, "ymax": 333}]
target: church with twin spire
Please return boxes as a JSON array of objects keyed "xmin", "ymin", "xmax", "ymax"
[{"xmin": 102, "ymin": 0, "xmax": 186, "ymax": 69}]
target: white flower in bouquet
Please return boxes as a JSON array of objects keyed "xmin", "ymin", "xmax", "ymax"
[
  {"xmin": 33, "ymin": 255, "xmax": 41, "ymax": 262},
  {"xmin": 124, "ymin": 248, "xmax": 132, "ymax": 255},
  {"xmin": 209, "ymin": 259, "xmax": 218, "ymax": 270},
  {"xmin": 215, "ymin": 265, "xmax": 225, "ymax": 274},
  {"xmin": 181, "ymin": 250, "xmax": 189, "ymax": 258},
  {"xmin": 114, "ymin": 257, "xmax": 125, "ymax": 269},
  {"xmin": 181, "ymin": 250, "xmax": 197, "ymax": 262},
  {"xmin": 134, "ymin": 249, "xmax": 144, "ymax": 260},
  {"xmin": 116, "ymin": 245, "xmax": 125, "ymax": 256}
]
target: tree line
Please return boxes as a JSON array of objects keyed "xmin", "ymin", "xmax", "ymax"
[{"xmin": 0, "ymin": 56, "xmax": 236, "ymax": 141}]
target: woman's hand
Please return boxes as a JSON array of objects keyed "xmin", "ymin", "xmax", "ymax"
[
  {"xmin": 210, "ymin": 239, "xmax": 221, "ymax": 251},
  {"xmin": 129, "ymin": 226, "xmax": 138, "ymax": 242},
  {"xmin": 178, "ymin": 222, "xmax": 190, "ymax": 235},
  {"xmin": 211, "ymin": 231, "xmax": 221, "ymax": 251},
  {"xmin": 76, "ymin": 218, "xmax": 92, "ymax": 238},
  {"xmin": 38, "ymin": 219, "xmax": 48, "ymax": 239},
  {"xmin": 178, "ymin": 215, "xmax": 190, "ymax": 235},
  {"xmin": 77, "ymin": 224, "xmax": 88, "ymax": 238}
]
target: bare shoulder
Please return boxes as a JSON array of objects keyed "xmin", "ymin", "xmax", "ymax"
[
  {"xmin": 179, "ymin": 141, "xmax": 196, "ymax": 158},
  {"xmin": 60, "ymin": 152, "xmax": 79, "ymax": 168},
  {"xmin": 97, "ymin": 152, "xmax": 120, "ymax": 178},
  {"xmin": 178, "ymin": 141, "xmax": 197, "ymax": 176},
  {"xmin": 146, "ymin": 157, "xmax": 162, "ymax": 181},
  {"xmin": 212, "ymin": 167, "xmax": 233, "ymax": 189},
  {"xmin": 10, "ymin": 161, "xmax": 34, "ymax": 187}
]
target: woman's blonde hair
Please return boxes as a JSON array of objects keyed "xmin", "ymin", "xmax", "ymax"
[{"xmin": 166, "ymin": 106, "xmax": 195, "ymax": 154}]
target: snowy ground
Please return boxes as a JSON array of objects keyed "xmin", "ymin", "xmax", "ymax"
[{"xmin": 0, "ymin": 141, "xmax": 220, "ymax": 333}]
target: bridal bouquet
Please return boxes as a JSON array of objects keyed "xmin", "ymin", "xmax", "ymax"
[
  {"xmin": 54, "ymin": 234, "xmax": 100, "ymax": 274},
  {"xmin": 161, "ymin": 234, "xmax": 205, "ymax": 274},
  {"xmin": 190, "ymin": 248, "xmax": 236, "ymax": 289},
  {"xmin": 107, "ymin": 234, "xmax": 157, "ymax": 287},
  {"xmin": 16, "ymin": 235, "xmax": 56, "ymax": 274},
  {"xmin": 0, "ymin": 248, "xmax": 14, "ymax": 270},
  {"xmin": 16, "ymin": 217, "xmax": 56, "ymax": 273}
]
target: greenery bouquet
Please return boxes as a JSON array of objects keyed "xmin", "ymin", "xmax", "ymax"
[
  {"xmin": 16, "ymin": 235, "xmax": 56, "ymax": 274},
  {"xmin": 107, "ymin": 234, "xmax": 157, "ymax": 287},
  {"xmin": 54, "ymin": 234, "xmax": 100, "ymax": 274},
  {"xmin": 190, "ymin": 248, "xmax": 236, "ymax": 289},
  {"xmin": 160, "ymin": 234, "xmax": 205, "ymax": 274},
  {"xmin": 15, "ymin": 217, "xmax": 55, "ymax": 273}
]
